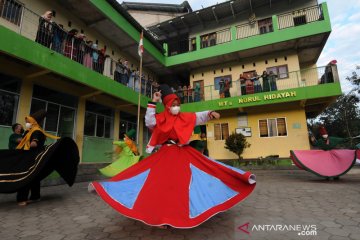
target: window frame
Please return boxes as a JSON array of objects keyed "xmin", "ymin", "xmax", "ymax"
[
  {"xmin": 266, "ymin": 65, "xmax": 289, "ymax": 79},
  {"xmin": 30, "ymin": 97, "xmax": 77, "ymax": 138},
  {"xmin": 258, "ymin": 117, "xmax": 288, "ymax": 138},
  {"xmin": 0, "ymin": 0, "xmax": 24, "ymax": 26},
  {"xmin": 214, "ymin": 122, "xmax": 230, "ymax": 141},
  {"xmin": 84, "ymin": 110, "xmax": 114, "ymax": 139},
  {"xmin": 0, "ymin": 88, "xmax": 20, "ymax": 127}
]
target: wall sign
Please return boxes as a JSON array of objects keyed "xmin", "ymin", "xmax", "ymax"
[{"xmin": 236, "ymin": 127, "xmax": 252, "ymax": 137}]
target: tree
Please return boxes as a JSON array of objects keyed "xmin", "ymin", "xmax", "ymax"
[
  {"xmin": 225, "ymin": 133, "xmax": 251, "ymax": 165},
  {"xmin": 309, "ymin": 66, "xmax": 360, "ymax": 147},
  {"xmin": 346, "ymin": 65, "xmax": 360, "ymax": 93}
]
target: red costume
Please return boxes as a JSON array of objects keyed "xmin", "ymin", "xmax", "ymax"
[{"xmin": 90, "ymin": 87, "xmax": 256, "ymax": 228}]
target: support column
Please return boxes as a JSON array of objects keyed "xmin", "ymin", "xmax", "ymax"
[
  {"xmin": 16, "ymin": 80, "xmax": 33, "ymax": 123},
  {"xmin": 76, "ymin": 97, "xmax": 86, "ymax": 162},
  {"xmin": 114, "ymin": 109, "xmax": 120, "ymax": 140}
]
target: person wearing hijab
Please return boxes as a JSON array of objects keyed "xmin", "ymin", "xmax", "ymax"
[
  {"xmin": 0, "ymin": 110, "xmax": 80, "ymax": 206},
  {"xmin": 90, "ymin": 84, "xmax": 256, "ymax": 228}
]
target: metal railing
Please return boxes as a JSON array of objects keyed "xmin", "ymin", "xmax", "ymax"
[
  {"xmin": 200, "ymin": 28, "xmax": 231, "ymax": 49},
  {"xmin": 0, "ymin": 0, "xmax": 156, "ymax": 98},
  {"xmin": 236, "ymin": 17, "xmax": 273, "ymax": 39},
  {"xmin": 180, "ymin": 65, "xmax": 338, "ymax": 102},
  {"xmin": 277, "ymin": 5, "xmax": 323, "ymax": 30}
]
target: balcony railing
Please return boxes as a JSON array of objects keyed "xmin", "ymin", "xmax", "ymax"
[
  {"xmin": 167, "ymin": 4, "xmax": 325, "ymax": 56},
  {"xmin": 277, "ymin": 5, "xmax": 323, "ymax": 30},
  {"xmin": 0, "ymin": 0, "xmax": 156, "ymax": 98},
  {"xmin": 177, "ymin": 65, "xmax": 339, "ymax": 103}
]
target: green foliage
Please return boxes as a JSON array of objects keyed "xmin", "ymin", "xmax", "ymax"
[
  {"xmin": 225, "ymin": 132, "xmax": 251, "ymax": 162},
  {"xmin": 309, "ymin": 66, "xmax": 360, "ymax": 148}
]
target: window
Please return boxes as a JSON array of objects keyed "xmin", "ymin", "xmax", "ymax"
[
  {"xmin": 293, "ymin": 15, "xmax": 306, "ymax": 26},
  {"xmin": 0, "ymin": 90, "xmax": 19, "ymax": 126},
  {"xmin": 214, "ymin": 123, "xmax": 229, "ymax": 140},
  {"xmin": 30, "ymin": 98, "xmax": 76, "ymax": 138},
  {"xmin": 0, "ymin": 74, "xmax": 21, "ymax": 126},
  {"xmin": 84, "ymin": 101, "xmax": 114, "ymax": 138},
  {"xmin": 266, "ymin": 65, "xmax": 289, "ymax": 79},
  {"xmin": 259, "ymin": 118, "xmax": 287, "ymax": 137},
  {"xmin": 258, "ymin": 18, "xmax": 273, "ymax": 34},
  {"xmin": 0, "ymin": 0, "xmax": 23, "ymax": 26}
]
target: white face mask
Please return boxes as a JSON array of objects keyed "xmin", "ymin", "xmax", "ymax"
[
  {"xmin": 170, "ymin": 106, "xmax": 180, "ymax": 115},
  {"xmin": 322, "ymin": 134, "xmax": 328, "ymax": 139},
  {"xmin": 25, "ymin": 123, "xmax": 32, "ymax": 130}
]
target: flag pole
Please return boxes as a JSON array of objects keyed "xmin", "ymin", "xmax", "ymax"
[{"xmin": 136, "ymin": 31, "xmax": 143, "ymax": 146}]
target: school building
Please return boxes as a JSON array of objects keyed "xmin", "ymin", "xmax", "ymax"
[{"xmin": 0, "ymin": 0, "xmax": 341, "ymax": 162}]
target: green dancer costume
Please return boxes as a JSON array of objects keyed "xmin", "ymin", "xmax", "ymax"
[{"xmin": 99, "ymin": 130, "xmax": 141, "ymax": 177}]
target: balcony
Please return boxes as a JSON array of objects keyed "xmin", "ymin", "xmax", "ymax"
[
  {"xmin": 180, "ymin": 64, "xmax": 341, "ymax": 115},
  {"xmin": 164, "ymin": 3, "xmax": 331, "ymax": 68},
  {"xmin": 0, "ymin": 0, "xmax": 157, "ymax": 101}
]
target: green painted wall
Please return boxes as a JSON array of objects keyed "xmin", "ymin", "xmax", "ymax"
[
  {"xmin": 82, "ymin": 136, "xmax": 114, "ymax": 163},
  {"xmin": 0, "ymin": 25, "xmax": 150, "ymax": 108},
  {"xmin": 0, "ymin": 126, "xmax": 13, "ymax": 149},
  {"xmin": 181, "ymin": 82, "xmax": 341, "ymax": 112}
]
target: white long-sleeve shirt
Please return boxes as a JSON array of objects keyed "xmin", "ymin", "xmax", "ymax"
[{"xmin": 145, "ymin": 102, "xmax": 212, "ymax": 153}]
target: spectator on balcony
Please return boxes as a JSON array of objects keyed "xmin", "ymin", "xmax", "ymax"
[
  {"xmin": 177, "ymin": 85, "xmax": 183, "ymax": 102},
  {"xmin": 268, "ymin": 71, "xmax": 278, "ymax": 91},
  {"xmin": 141, "ymin": 75, "xmax": 146, "ymax": 94},
  {"xmin": 239, "ymin": 74, "xmax": 247, "ymax": 95},
  {"xmin": 103, "ymin": 54, "xmax": 112, "ymax": 78},
  {"xmin": 183, "ymin": 85, "xmax": 188, "ymax": 103},
  {"xmin": 261, "ymin": 71, "xmax": 270, "ymax": 92},
  {"xmin": 97, "ymin": 48, "xmax": 106, "ymax": 74},
  {"xmin": 35, "ymin": 11, "xmax": 53, "ymax": 48},
  {"xmin": 128, "ymin": 70, "xmax": 136, "ymax": 90},
  {"xmin": 245, "ymin": 73, "xmax": 254, "ymax": 94},
  {"xmin": 194, "ymin": 82, "xmax": 201, "ymax": 102},
  {"xmin": 91, "ymin": 43, "xmax": 99, "ymax": 72},
  {"xmin": 134, "ymin": 71, "xmax": 140, "ymax": 92},
  {"xmin": 320, "ymin": 60, "xmax": 336, "ymax": 84},
  {"xmin": 51, "ymin": 23, "xmax": 65, "ymax": 53},
  {"xmin": 114, "ymin": 59, "xmax": 122, "ymax": 83},
  {"xmin": 64, "ymin": 29, "xmax": 78, "ymax": 60},
  {"xmin": 219, "ymin": 78, "xmax": 225, "ymax": 98},
  {"xmin": 75, "ymin": 33, "xmax": 86, "ymax": 64},
  {"xmin": 188, "ymin": 84, "xmax": 193, "ymax": 103},
  {"xmin": 224, "ymin": 79, "xmax": 231, "ymax": 98},
  {"xmin": 252, "ymin": 71, "xmax": 262, "ymax": 93},
  {"xmin": 83, "ymin": 41, "xmax": 93, "ymax": 69}
]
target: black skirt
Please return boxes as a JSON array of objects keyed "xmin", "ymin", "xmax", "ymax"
[{"xmin": 0, "ymin": 137, "xmax": 79, "ymax": 193}]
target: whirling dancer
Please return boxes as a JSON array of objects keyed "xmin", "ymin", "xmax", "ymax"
[
  {"xmin": 89, "ymin": 84, "xmax": 256, "ymax": 228},
  {"xmin": 99, "ymin": 129, "xmax": 141, "ymax": 177},
  {"xmin": 291, "ymin": 125, "xmax": 357, "ymax": 179},
  {"xmin": 0, "ymin": 109, "xmax": 80, "ymax": 205}
]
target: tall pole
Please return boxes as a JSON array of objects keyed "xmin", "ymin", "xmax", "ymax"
[
  {"xmin": 136, "ymin": 32, "xmax": 143, "ymax": 145},
  {"xmin": 136, "ymin": 58, "xmax": 143, "ymax": 145}
]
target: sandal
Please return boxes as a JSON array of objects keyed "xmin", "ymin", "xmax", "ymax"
[{"xmin": 17, "ymin": 201, "xmax": 27, "ymax": 206}]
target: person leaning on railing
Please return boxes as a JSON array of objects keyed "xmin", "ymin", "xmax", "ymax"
[{"xmin": 35, "ymin": 11, "xmax": 54, "ymax": 48}]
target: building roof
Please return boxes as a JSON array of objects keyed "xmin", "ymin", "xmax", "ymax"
[
  {"xmin": 147, "ymin": 0, "xmax": 314, "ymax": 40},
  {"xmin": 122, "ymin": 1, "xmax": 192, "ymax": 13},
  {"xmin": 106, "ymin": 0, "xmax": 164, "ymax": 52}
]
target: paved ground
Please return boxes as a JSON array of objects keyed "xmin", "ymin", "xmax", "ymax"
[{"xmin": 1, "ymin": 168, "xmax": 360, "ymax": 240}]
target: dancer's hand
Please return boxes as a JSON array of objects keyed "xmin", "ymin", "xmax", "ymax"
[
  {"xmin": 152, "ymin": 91, "xmax": 162, "ymax": 102},
  {"xmin": 209, "ymin": 111, "xmax": 220, "ymax": 119}
]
